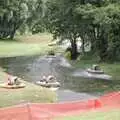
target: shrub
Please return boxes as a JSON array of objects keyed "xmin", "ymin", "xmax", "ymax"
[
  {"xmin": 48, "ymin": 50, "xmax": 55, "ymax": 55},
  {"xmin": 64, "ymin": 51, "xmax": 71, "ymax": 60}
]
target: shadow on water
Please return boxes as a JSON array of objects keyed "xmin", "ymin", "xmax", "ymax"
[{"xmin": 0, "ymin": 55, "xmax": 119, "ymax": 102}]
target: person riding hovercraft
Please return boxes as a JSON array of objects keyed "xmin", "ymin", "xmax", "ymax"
[
  {"xmin": 87, "ymin": 64, "xmax": 104, "ymax": 74},
  {"xmin": 37, "ymin": 75, "xmax": 60, "ymax": 87},
  {"xmin": 7, "ymin": 76, "xmax": 21, "ymax": 85}
]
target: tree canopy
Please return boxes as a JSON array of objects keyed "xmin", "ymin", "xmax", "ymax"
[
  {"xmin": 43, "ymin": 0, "xmax": 120, "ymax": 61},
  {"xmin": 0, "ymin": 0, "xmax": 43, "ymax": 39}
]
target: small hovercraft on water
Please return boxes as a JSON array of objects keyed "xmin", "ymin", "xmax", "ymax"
[
  {"xmin": 36, "ymin": 75, "xmax": 60, "ymax": 88},
  {"xmin": 0, "ymin": 75, "xmax": 25, "ymax": 89},
  {"xmin": 87, "ymin": 65, "xmax": 104, "ymax": 74}
]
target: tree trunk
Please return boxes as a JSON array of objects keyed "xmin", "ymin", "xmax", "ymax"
[
  {"xmin": 90, "ymin": 29, "xmax": 96, "ymax": 53},
  {"xmin": 97, "ymin": 29, "xmax": 108, "ymax": 61},
  {"xmin": 70, "ymin": 39, "xmax": 78, "ymax": 60},
  {"xmin": 10, "ymin": 25, "xmax": 16, "ymax": 39},
  {"xmin": 81, "ymin": 37, "xmax": 85, "ymax": 54}
]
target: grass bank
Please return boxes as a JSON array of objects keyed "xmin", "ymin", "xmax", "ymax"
[
  {"xmin": 71, "ymin": 53, "xmax": 120, "ymax": 80},
  {"xmin": 72, "ymin": 60, "xmax": 120, "ymax": 80},
  {"xmin": 0, "ymin": 69, "xmax": 56, "ymax": 108},
  {"xmin": 0, "ymin": 33, "xmax": 55, "ymax": 57},
  {"xmin": 56, "ymin": 109, "xmax": 120, "ymax": 120}
]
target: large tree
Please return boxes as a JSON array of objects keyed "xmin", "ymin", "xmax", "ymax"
[
  {"xmin": 45, "ymin": 0, "xmax": 83, "ymax": 59},
  {"xmin": 44, "ymin": 0, "xmax": 120, "ymax": 61},
  {"xmin": 75, "ymin": 1, "xmax": 120, "ymax": 61},
  {"xmin": 0, "ymin": 0, "xmax": 43, "ymax": 39}
]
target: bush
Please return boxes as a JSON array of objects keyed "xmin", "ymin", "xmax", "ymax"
[
  {"xmin": 64, "ymin": 51, "xmax": 71, "ymax": 60},
  {"xmin": 48, "ymin": 50, "xmax": 55, "ymax": 55}
]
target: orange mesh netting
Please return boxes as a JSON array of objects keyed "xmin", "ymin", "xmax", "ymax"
[{"xmin": 0, "ymin": 92, "xmax": 120, "ymax": 120}]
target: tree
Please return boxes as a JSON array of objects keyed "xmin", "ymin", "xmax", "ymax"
[
  {"xmin": 45, "ymin": 0, "xmax": 84, "ymax": 59},
  {"xmin": 75, "ymin": 1, "xmax": 120, "ymax": 61},
  {"xmin": 0, "ymin": 0, "xmax": 43, "ymax": 39},
  {"xmin": 0, "ymin": 0, "xmax": 27, "ymax": 39}
]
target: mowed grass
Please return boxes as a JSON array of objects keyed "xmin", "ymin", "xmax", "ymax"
[
  {"xmin": 56, "ymin": 109, "xmax": 120, "ymax": 120},
  {"xmin": 72, "ymin": 60, "xmax": 120, "ymax": 80},
  {"xmin": 0, "ymin": 33, "xmax": 53, "ymax": 57},
  {"xmin": 72, "ymin": 52, "xmax": 120, "ymax": 80},
  {"xmin": 74, "ymin": 60, "xmax": 120, "ymax": 81},
  {"xmin": 100, "ymin": 63, "xmax": 120, "ymax": 80},
  {"xmin": 0, "ymin": 70, "xmax": 56, "ymax": 108}
]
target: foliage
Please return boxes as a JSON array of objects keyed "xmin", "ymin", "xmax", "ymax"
[
  {"xmin": 75, "ymin": 2, "xmax": 120, "ymax": 61},
  {"xmin": 0, "ymin": 0, "xmax": 43, "ymax": 39},
  {"xmin": 43, "ymin": 0, "xmax": 120, "ymax": 61},
  {"xmin": 48, "ymin": 49, "xmax": 55, "ymax": 55},
  {"xmin": 64, "ymin": 51, "xmax": 71, "ymax": 60},
  {"xmin": 44, "ymin": 0, "xmax": 83, "ymax": 59}
]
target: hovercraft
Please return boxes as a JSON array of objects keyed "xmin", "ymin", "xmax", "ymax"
[
  {"xmin": 0, "ymin": 76, "xmax": 25, "ymax": 89},
  {"xmin": 87, "ymin": 65, "xmax": 104, "ymax": 74},
  {"xmin": 36, "ymin": 75, "xmax": 60, "ymax": 88},
  {"xmin": 36, "ymin": 81, "xmax": 60, "ymax": 87},
  {"xmin": 0, "ymin": 83, "xmax": 25, "ymax": 89},
  {"xmin": 87, "ymin": 68, "xmax": 104, "ymax": 74}
]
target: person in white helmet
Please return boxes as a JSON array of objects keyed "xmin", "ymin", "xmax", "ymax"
[
  {"xmin": 47, "ymin": 75, "xmax": 56, "ymax": 83},
  {"xmin": 7, "ymin": 76, "xmax": 19, "ymax": 85},
  {"xmin": 40, "ymin": 76, "xmax": 47, "ymax": 82}
]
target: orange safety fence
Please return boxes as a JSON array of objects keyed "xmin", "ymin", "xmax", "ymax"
[
  {"xmin": 0, "ymin": 91, "xmax": 120, "ymax": 120},
  {"xmin": 99, "ymin": 91, "xmax": 120, "ymax": 108}
]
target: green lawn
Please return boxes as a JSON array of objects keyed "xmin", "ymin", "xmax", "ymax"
[
  {"xmin": 0, "ymin": 70, "xmax": 56, "ymax": 108},
  {"xmin": 56, "ymin": 109, "xmax": 120, "ymax": 120},
  {"xmin": 72, "ymin": 53, "xmax": 120, "ymax": 80},
  {"xmin": 101, "ymin": 63, "xmax": 120, "ymax": 80},
  {"xmin": 0, "ymin": 33, "xmax": 54, "ymax": 57}
]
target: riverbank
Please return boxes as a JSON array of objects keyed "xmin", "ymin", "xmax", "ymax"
[
  {"xmin": 69, "ymin": 54, "xmax": 120, "ymax": 94},
  {"xmin": 0, "ymin": 69, "xmax": 56, "ymax": 108},
  {"xmin": 72, "ymin": 58, "xmax": 120, "ymax": 80}
]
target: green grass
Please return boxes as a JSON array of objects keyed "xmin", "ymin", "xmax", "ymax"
[
  {"xmin": 0, "ymin": 70, "xmax": 56, "ymax": 108},
  {"xmin": 100, "ymin": 63, "xmax": 120, "ymax": 80},
  {"xmin": 0, "ymin": 33, "xmax": 54, "ymax": 57},
  {"xmin": 73, "ymin": 60, "xmax": 120, "ymax": 80},
  {"xmin": 71, "ymin": 52, "xmax": 120, "ymax": 80},
  {"xmin": 56, "ymin": 109, "xmax": 120, "ymax": 120}
]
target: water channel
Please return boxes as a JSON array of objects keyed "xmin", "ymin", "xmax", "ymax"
[{"xmin": 0, "ymin": 55, "xmax": 106, "ymax": 102}]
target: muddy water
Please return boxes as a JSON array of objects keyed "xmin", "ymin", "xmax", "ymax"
[{"xmin": 0, "ymin": 55, "xmax": 100, "ymax": 102}]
